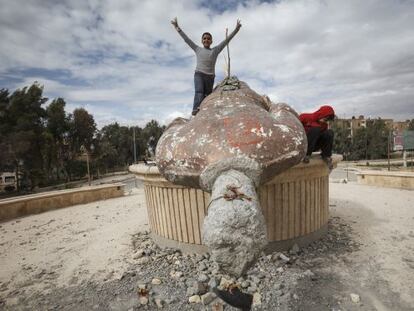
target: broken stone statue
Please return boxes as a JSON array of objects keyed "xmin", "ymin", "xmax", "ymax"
[{"xmin": 156, "ymin": 77, "xmax": 307, "ymax": 276}]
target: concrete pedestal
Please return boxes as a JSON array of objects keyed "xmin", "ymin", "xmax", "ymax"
[{"xmin": 130, "ymin": 155, "xmax": 341, "ymax": 253}]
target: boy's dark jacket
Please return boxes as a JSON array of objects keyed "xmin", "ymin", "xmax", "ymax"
[{"xmin": 299, "ymin": 105, "xmax": 335, "ymax": 133}]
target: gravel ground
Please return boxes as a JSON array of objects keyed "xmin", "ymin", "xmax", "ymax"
[{"xmin": 1, "ymin": 180, "xmax": 413, "ymax": 311}]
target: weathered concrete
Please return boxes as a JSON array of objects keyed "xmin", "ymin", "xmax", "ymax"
[
  {"xmin": 356, "ymin": 170, "xmax": 414, "ymax": 190},
  {"xmin": 203, "ymin": 170, "xmax": 267, "ymax": 276},
  {"xmin": 130, "ymin": 155, "xmax": 342, "ymax": 251},
  {"xmin": 0, "ymin": 184, "xmax": 125, "ymax": 222}
]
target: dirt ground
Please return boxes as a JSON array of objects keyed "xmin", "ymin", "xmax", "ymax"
[{"xmin": 0, "ymin": 178, "xmax": 413, "ymax": 310}]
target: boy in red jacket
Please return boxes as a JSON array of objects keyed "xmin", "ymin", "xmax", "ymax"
[{"xmin": 299, "ymin": 105, "xmax": 335, "ymax": 170}]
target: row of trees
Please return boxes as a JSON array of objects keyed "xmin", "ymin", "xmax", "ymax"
[
  {"xmin": 1, "ymin": 82, "xmax": 412, "ymax": 190},
  {"xmin": 332, "ymin": 119, "xmax": 414, "ymax": 161},
  {"xmin": 0, "ymin": 83, "xmax": 164, "ymax": 190}
]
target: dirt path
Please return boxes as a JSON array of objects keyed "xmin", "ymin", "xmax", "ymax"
[
  {"xmin": 0, "ymin": 182, "xmax": 413, "ymax": 310},
  {"xmin": 293, "ymin": 183, "xmax": 414, "ymax": 310}
]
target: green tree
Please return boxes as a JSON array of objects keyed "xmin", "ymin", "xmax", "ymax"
[
  {"xmin": 142, "ymin": 120, "xmax": 165, "ymax": 158},
  {"xmin": 331, "ymin": 121, "xmax": 352, "ymax": 159},
  {"xmin": 2, "ymin": 83, "xmax": 48, "ymax": 189},
  {"xmin": 69, "ymin": 108, "xmax": 96, "ymax": 152},
  {"xmin": 348, "ymin": 119, "xmax": 389, "ymax": 160},
  {"xmin": 408, "ymin": 119, "xmax": 414, "ymax": 130},
  {"xmin": 44, "ymin": 98, "xmax": 70, "ymax": 181},
  {"xmin": 66, "ymin": 108, "xmax": 96, "ymax": 180},
  {"xmin": 365, "ymin": 119, "xmax": 389, "ymax": 159}
]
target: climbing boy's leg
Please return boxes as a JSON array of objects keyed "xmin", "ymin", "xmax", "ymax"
[
  {"xmin": 193, "ymin": 72, "xmax": 205, "ymax": 115},
  {"xmin": 204, "ymin": 73, "xmax": 215, "ymax": 97},
  {"xmin": 319, "ymin": 129, "xmax": 334, "ymax": 158},
  {"xmin": 305, "ymin": 127, "xmax": 322, "ymax": 156},
  {"xmin": 317, "ymin": 129, "xmax": 334, "ymax": 170}
]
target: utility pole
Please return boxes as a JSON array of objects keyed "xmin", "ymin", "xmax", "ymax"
[
  {"xmin": 387, "ymin": 130, "xmax": 391, "ymax": 171},
  {"xmin": 133, "ymin": 126, "xmax": 137, "ymax": 164},
  {"xmin": 86, "ymin": 151, "xmax": 91, "ymax": 186},
  {"xmin": 81, "ymin": 145, "xmax": 91, "ymax": 186}
]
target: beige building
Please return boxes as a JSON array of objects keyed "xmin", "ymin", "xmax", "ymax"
[{"xmin": 334, "ymin": 115, "xmax": 401, "ymax": 138}]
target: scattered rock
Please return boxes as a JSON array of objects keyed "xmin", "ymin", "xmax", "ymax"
[
  {"xmin": 350, "ymin": 293, "xmax": 360, "ymax": 303},
  {"xmin": 136, "ymin": 257, "xmax": 150, "ymax": 265},
  {"xmin": 247, "ymin": 285, "xmax": 257, "ymax": 294},
  {"xmin": 188, "ymin": 295, "xmax": 201, "ymax": 303},
  {"xmin": 187, "ymin": 281, "xmax": 208, "ymax": 296},
  {"xmin": 211, "ymin": 301, "xmax": 224, "ymax": 311},
  {"xmin": 138, "ymin": 296, "xmax": 148, "ymax": 305},
  {"xmin": 290, "ymin": 243, "xmax": 300, "ymax": 254},
  {"xmin": 303, "ymin": 269, "xmax": 314, "ymax": 277},
  {"xmin": 169, "ymin": 270, "xmax": 183, "ymax": 279},
  {"xmin": 219, "ymin": 277, "xmax": 234, "ymax": 289},
  {"xmin": 279, "ymin": 254, "xmax": 290, "ymax": 262},
  {"xmin": 198, "ymin": 262, "xmax": 207, "ymax": 271},
  {"xmin": 198, "ymin": 274, "xmax": 209, "ymax": 282},
  {"xmin": 155, "ymin": 298, "xmax": 163, "ymax": 308},
  {"xmin": 208, "ymin": 278, "xmax": 218, "ymax": 289},
  {"xmin": 151, "ymin": 278, "xmax": 162, "ymax": 285},
  {"xmin": 201, "ymin": 292, "xmax": 216, "ymax": 305},
  {"xmin": 253, "ymin": 292, "xmax": 262, "ymax": 305},
  {"xmin": 133, "ymin": 249, "xmax": 145, "ymax": 259}
]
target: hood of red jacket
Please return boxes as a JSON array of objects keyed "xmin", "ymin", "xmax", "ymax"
[
  {"xmin": 299, "ymin": 105, "xmax": 335, "ymax": 133},
  {"xmin": 314, "ymin": 105, "xmax": 335, "ymax": 120}
]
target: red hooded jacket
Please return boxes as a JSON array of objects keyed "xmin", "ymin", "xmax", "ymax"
[{"xmin": 299, "ymin": 105, "xmax": 335, "ymax": 133}]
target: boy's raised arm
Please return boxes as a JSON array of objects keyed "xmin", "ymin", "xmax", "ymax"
[
  {"xmin": 215, "ymin": 19, "xmax": 242, "ymax": 53},
  {"xmin": 171, "ymin": 17, "xmax": 198, "ymax": 51}
]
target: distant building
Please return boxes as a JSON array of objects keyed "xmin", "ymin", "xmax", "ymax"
[
  {"xmin": 0, "ymin": 172, "xmax": 17, "ymax": 192},
  {"xmin": 393, "ymin": 120, "xmax": 410, "ymax": 134},
  {"xmin": 334, "ymin": 115, "xmax": 400, "ymax": 138}
]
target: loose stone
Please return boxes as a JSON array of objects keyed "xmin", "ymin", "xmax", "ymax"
[
  {"xmin": 350, "ymin": 293, "xmax": 361, "ymax": 303},
  {"xmin": 136, "ymin": 257, "xmax": 150, "ymax": 265},
  {"xmin": 253, "ymin": 292, "xmax": 262, "ymax": 305},
  {"xmin": 188, "ymin": 295, "xmax": 201, "ymax": 303},
  {"xmin": 155, "ymin": 298, "xmax": 163, "ymax": 308},
  {"xmin": 198, "ymin": 274, "xmax": 209, "ymax": 282},
  {"xmin": 201, "ymin": 292, "xmax": 216, "ymax": 305},
  {"xmin": 139, "ymin": 296, "xmax": 148, "ymax": 305},
  {"xmin": 290, "ymin": 243, "xmax": 300, "ymax": 254},
  {"xmin": 279, "ymin": 254, "xmax": 290, "ymax": 262}
]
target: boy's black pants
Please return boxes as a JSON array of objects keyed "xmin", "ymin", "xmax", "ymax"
[
  {"xmin": 193, "ymin": 71, "xmax": 215, "ymax": 114},
  {"xmin": 306, "ymin": 128, "xmax": 334, "ymax": 158}
]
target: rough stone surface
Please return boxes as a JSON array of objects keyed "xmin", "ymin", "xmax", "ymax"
[{"xmin": 203, "ymin": 170, "xmax": 267, "ymax": 276}]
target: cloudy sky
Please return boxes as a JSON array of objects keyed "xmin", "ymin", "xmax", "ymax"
[{"xmin": 1, "ymin": 0, "xmax": 413, "ymax": 127}]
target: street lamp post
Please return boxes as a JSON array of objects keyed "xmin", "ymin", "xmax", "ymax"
[
  {"xmin": 81, "ymin": 145, "xmax": 91, "ymax": 186},
  {"xmin": 133, "ymin": 126, "xmax": 137, "ymax": 164}
]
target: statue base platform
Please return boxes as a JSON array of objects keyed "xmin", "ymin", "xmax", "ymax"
[{"xmin": 129, "ymin": 154, "xmax": 341, "ymax": 253}]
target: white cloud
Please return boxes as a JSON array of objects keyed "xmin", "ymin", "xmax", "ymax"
[{"xmin": 1, "ymin": 0, "xmax": 414, "ymax": 128}]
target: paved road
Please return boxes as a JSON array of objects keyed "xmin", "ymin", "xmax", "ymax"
[{"xmin": 330, "ymin": 165, "xmax": 358, "ymax": 182}]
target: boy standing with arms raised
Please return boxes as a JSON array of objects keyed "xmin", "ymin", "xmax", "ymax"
[{"xmin": 171, "ymin": 18, "xmax": 242, "ymax": 115}]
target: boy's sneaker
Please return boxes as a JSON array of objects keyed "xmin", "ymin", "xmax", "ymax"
[
  {"xmin": 303, "ymin": 155, "xmax": 310, "ymax": 164},
  {"xmin": 322, "ymin": 156, "xmax": 333, "ymax": 171},
  {"xmin": 191, "ymin": 108, "xmax": 199, "ymax": 116}
]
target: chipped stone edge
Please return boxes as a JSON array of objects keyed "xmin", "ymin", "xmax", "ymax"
[{"xmin": 199, "ymin": 157, "xmax": 262, "ymax": 191}]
